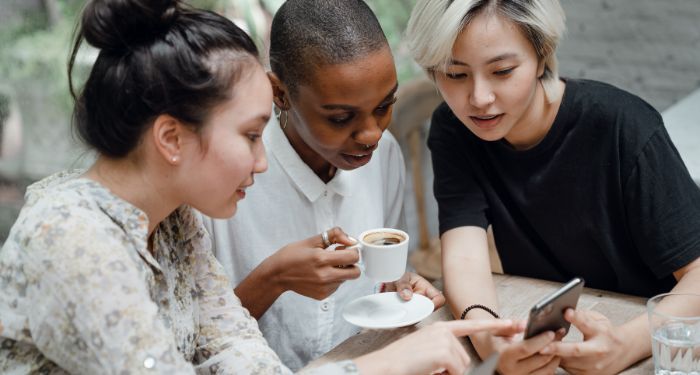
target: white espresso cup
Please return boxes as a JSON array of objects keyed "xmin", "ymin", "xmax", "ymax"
[{"xmin": 348, "ymin": 228, "xmax": 409, "ymax": 282}]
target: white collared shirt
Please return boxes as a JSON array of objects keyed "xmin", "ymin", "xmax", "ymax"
[{"xmin": 203, "ymin": 118, "xmax": 406, "ymax": 370}]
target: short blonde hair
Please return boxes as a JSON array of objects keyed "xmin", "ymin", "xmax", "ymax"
[{"xmin": 406, "ymin": 0, "xmax": 566, "ymax": 102}]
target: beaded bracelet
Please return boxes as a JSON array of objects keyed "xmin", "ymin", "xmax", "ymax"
[{"xmin": 460, "ymin": 304, "xmax": 500, "ymax": 320}]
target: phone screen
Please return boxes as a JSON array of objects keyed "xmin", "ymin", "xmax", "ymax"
[{"xmin": 524, "ymin": 277, "xmax": 584, "ymax": 339}]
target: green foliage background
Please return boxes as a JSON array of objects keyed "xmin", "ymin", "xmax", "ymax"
[
  {"xmin": 0, "ymin": 0, "xmax": 420, "ymax": 115},
  {"xmin": 367, "ymin": 0, "xmax": 421, "ymax": 83}
]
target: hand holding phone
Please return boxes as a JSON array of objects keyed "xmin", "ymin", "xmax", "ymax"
[{"xmin": 524, "ymin": 277, "xmax": 584, "ymax": 339}]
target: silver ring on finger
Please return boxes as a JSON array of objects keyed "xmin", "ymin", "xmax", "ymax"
[{"xmin": 321, "ymin": 230, "xmax": 331, "ymax": 248}]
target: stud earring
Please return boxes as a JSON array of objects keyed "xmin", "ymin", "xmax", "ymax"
[{"xmin": 171, "ymin": 156, "xmax": 179, "ymax": 163}]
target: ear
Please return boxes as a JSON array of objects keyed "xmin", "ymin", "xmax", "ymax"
[
  {"xmin": 537, "ymin": 58, "xmax": 546, "ymax": 79},
  {"xmin": 267, "ymin": 71, "xmax": 290, "ymax": 110},
  {"xmin": 151, "ymin": 114, "xmax": 185, "ymax": 165}
]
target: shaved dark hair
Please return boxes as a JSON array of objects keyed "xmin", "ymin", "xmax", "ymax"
[{"xmin": 269, "ymin": 0, "xmax": 389, "ymax": 95}]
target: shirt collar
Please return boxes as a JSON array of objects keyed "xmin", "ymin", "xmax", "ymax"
[
  {"xmin": 88, "ymin": 180, "xmax": 163, "ymax": 273},
  {"xmin": 265, "ymin": 116, "xmax": 354, "ymax": 201}
]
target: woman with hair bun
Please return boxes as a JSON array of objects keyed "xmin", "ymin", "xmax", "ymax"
[{"xmin": 0, "ymin": 0, "xmax": 520, "ymax": 373}]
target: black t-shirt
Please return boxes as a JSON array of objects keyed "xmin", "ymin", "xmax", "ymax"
[{"xmin": 429, "ymin": 78, "xmax": 700, "ymax": 297}]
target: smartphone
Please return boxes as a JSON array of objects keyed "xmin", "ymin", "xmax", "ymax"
[{"xmin": 523, "ymin": 277, "xmax": 584, "ymax": 339}]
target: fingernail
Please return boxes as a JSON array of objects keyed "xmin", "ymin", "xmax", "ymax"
[
  {"xmin": 401, "ymin": 289, "xmax": 411, "ymax": 298},
  {"xmin": 541, "ymin": 346, "xmax": 551, "ymax": 354}
]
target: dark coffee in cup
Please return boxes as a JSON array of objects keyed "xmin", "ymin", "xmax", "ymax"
[
  {"xmin": 358, "ymin": 228, "xmax": 409, "ymax": 282},
  {"xmin": 362, "ymin": 231, "xmax": 405, "ymax": 246}
]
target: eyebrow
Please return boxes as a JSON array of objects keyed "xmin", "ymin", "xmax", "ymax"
[
  {"xmin": 248, "ymin": 114, "xmax": 270, "ymax": 126},
  {"xmin": 321, "ymin": 83, "xmax": 399, "ymax": 111},
  {"xmin": 450, "ymin": 53, "xmax": 518, "ymax": 66}
]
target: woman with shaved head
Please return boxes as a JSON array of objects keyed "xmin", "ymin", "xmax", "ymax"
[{"xmin": 202, "ymin": 0, "xmax": 447, "ymax": 370}]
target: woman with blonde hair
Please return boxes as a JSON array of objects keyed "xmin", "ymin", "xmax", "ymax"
[{"xmin": 406, "ymin": 0, "xmax": 700, "ymax": 374}]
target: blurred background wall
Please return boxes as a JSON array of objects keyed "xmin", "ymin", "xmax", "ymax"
[{"xmin": 0, "ymin": 0, "xmax": 699, "ymax": 243}]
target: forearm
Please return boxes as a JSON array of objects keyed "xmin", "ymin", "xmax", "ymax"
[
  {"xmin": 444, "ymin": 260, "xmax": 498, "ymax": 319},
  {"xmin": 442, "ymin": 227, "xmax": 500, "ymax": 358},
  {"xmin": 354, "ymin": 353, "xmax": 390, "ymax": 374},
  {"xmin": 233, "ymin": 256, "xmax": 284, "ymax": 319},
  {"xmin": 617, "ymin": 262, "xmax": 700, "ymax": 369}
]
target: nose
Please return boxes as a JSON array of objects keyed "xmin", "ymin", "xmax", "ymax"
[
  {"xmin": 468, "ymin": 77, "xmax": 495, "ymax": 109},
  {"xmin": 254, "ymin": 143, "xmax": 268, "ymax": 174},
  {"xmin": 354, "ymin": 114, "xmax": 388, "ymax": 147}
]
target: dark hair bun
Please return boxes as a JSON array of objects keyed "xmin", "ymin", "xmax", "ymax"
[{"xmin": 81, "ymin": 0, "xmax": 179, "ymax": 51}]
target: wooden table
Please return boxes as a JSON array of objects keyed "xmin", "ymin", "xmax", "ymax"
[{"xmin": 304, "ymin": 274, "xmax": 653, "ymax": 374}]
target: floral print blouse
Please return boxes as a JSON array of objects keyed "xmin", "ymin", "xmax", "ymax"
[{"xmin": 0, "ymin": 171, "xmax": 358, "ymax": 374}]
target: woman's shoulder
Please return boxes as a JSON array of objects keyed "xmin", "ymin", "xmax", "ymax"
[
  {"xmin": 564, "ymin": 79, "xmax": 667, "ymax": 163},
  {"xmin": 19, "ymin": 171, "xmax": 103, "ymax": 224},
  {"xmin": 1, "ymin": 178, "xmax": 150, "ymax": 299},
  {"xmin": 8, "ymin": 171, "xmax": 142, "ymax": 259},
  {"xmin": 567, "ymin": 78, "xmax": 662, "ymax": 127}
]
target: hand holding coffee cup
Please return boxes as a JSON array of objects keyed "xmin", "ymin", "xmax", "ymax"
[{"xmin": 346, "ymin": 228, "xmax": 409, "ymax": 282}]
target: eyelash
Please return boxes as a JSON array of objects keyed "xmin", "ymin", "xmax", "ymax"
[
  {"xmin": 446, "ymin": 72, "xmax": 467, "ymax": 80},
  {"xmin": 247, "ymin": 133, "xmax": 261, "ymax": 142},
  {"xmin": 445, "ymin": 67, "xmax": 516, "ymax": 80},
  {"xmin": 375, "ymin": 97, "xmax": 398, "ymax": 114},
  {"xmin": 329, "ymin": 114, "xmax": 354, "ymax": 125},
  {"xmin": 327, "ymin": 97, "xmax": 397, "ymax": 126},
  {"xmin": 495, "ymin": 67, "xmax": 515, "ymax": 76}
]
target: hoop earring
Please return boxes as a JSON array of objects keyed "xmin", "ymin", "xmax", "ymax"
[{"xmin": 276, "ymin": 109, "xmax": 289, "ymax": 130}]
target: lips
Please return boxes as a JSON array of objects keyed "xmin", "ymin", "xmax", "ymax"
[
  {"xmin": 236, "ymin": 181, "xmax": 253, "ymax": 199},
  {"xmin": 236, "ymin": 188, "xmax": 246, "ymax": 199},
  {"xmin": 340, "ymin": 151, "xmax": 374, "ymax": 168},
  {"xmin": 469, "ymin": 114, "xmax": 503, "ymax": 129},
  {"xmin": 473, "ymin": 114, "xmax": 500, "ymax": 120}
]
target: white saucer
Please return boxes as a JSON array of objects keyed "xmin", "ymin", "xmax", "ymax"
[{"xmin": 343, "ymin": 292, "xmax": 434, "ymax": 329}]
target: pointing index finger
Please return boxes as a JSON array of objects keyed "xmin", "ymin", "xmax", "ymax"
[{"xmin": 444, "ymin": 319, "xmax": 519, "ymax": 337}]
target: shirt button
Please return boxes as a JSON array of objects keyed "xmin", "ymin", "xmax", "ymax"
[
  {"xmin": 321, "ymin": 301, "xmax": 330, "ymax": 311},
  {"xmin": 143, "ymin": 356, "xmax": 156, "ymax": 369},
  {"xmin": 323, "ymin": 190, "xmax": 328, "ymax": 197}
]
